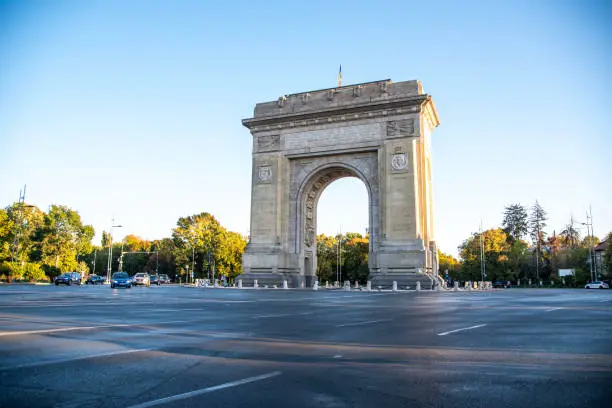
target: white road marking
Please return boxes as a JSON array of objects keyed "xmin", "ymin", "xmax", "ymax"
[
  {"xmin": 254, "ymin": 312, "xmax": 314, "ymax": 319},
  {"xmin": 599, "ymin": 299, "xmax": 610, "ymax": 303},
  {"xmin": 545, "ymin": 307, "xmax": 563, "ymax": 312},
  {"xmin": 336, "ymin": 319, "xmax": 392, "ymax": 327},
  {"xmin": 0, "ymin": 320, "xmax": 189, "ymax": 337},
  {"xmin": 126, "ymin": 371, "xmax": 282, "ymax": 408},
  {"xmin": 437, "ymin": 324, "xmax": 487, "ymax": 336},
  {"xmin": 0, "ymin": 348, "xmax": 153, "ymax": 371}
]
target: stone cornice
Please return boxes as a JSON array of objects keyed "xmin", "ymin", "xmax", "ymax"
[
  {"xmin": 422, "ymin": 97, "xmax": 440, "ymax": 129},
  {"xmin": 243, "ymin": 95, "xmax": 429, "ymax": 132}
]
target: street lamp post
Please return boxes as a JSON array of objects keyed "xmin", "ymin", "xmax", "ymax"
[
  {"xmin": 579, "ymin": 213, "xmax": 596, "ymax": 283},
  {"xmin": 106, "ymin": 223, "xmax": 123, "ymax": 283}
]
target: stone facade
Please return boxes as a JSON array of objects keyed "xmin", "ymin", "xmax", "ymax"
[{"xmin": 238, "ymin": 79, "xmax": 440, "ymax": 288}]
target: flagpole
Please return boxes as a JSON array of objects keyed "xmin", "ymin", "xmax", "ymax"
[{"xmin": 338, "ymin": 64, "xmax": 342, "ymax": 87}]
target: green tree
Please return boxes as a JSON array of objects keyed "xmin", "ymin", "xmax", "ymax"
[
  {"xmin": 38, "ymin": 205, "xmax": 94, "ymax": 276},
  {"xmin": 316, "ymin": 234, "xmax": 338, "ymax": 283},
  {"xmin": 438, "ymin": 250, "xmax": 461, "ymax": 281},
  {"xmin": 171, "ymin": 212, "xmax": 245, "ymax": 282},
  {"xmin": 459, "ymin": 228, "xmax": 512, "ymax": 282},
  {"xmin": 529, "ymin": 200, "xmax": 548, "ymax": 280},
  {"xmin": 560, "ymin": 217, "xmax": 580, "ymax": 248},
  {"xmin": 603, "ymin": 233, "xmax": 612, "ymax": 276},
  {"xmin": 502, "ymin": 203, "xmax": 529, "ymax": 242}
]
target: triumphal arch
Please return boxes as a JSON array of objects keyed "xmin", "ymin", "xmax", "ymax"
[{"xmin": 238, "ymin": 79, "xmax": 440, "ymax": 289}]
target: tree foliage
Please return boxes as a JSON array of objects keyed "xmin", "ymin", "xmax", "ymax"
[{"xmin": 502, "ymin": 203, "xmax": 529, "ymax": 242}]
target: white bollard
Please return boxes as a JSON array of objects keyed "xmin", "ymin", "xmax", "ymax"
[
  {"xmin": 254, "ymin": 279, "xmax": 259, "ymax": 289},
  {"xmin": 392, "ymin": 281, "xmax": 398, "ymax": 292},
  {"xmin": 454, "ymin": 281, "xmax": 459, "ymax": 291},
  {"xmin": 282, "ymin": 280, "xmax": 288, "ymax": 289},
  {"xmin": 325, "ymin": 281, "xmax": 330, "ymax": 289},
  {"xmin": 343, "ymin": 281, "xmax": 351, "ymax": 291},
  {"xmin": 312, "ymin": 280, "xmax": 319, "ymax": 291},
  {"xmin": 354, "ymin": 281, "xmax": 359, "ymax": 289},
  {"xmin": 528, "ymin": 279, "xmax": 532, "ymax": 287},
  {"xmin": 366, "ymin": 281, "xmax": 372, "ymax": 292},
  {"xmin": 540, "ymin": 280, "xmax": 543, "ymax": 287},
  {"xmin": 238, "ymin": 279, "xmax": 242, "ymax": 289},
  {"xmin": 416, "ymin": 281, "xmax": 421, "ymax": 291}
]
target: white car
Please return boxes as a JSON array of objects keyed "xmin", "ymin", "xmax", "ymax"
[
  {"xmin": 132, "ymin": 273, "xmax": 150, "ymax": 287},
  {"xmin": 585, "ymin": 281, "xmax": 609, "ymax": 289}
]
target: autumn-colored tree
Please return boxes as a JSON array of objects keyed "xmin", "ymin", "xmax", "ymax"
[{"xmin": 459, "ymin": 228, "xmax": 512, "ymax": 282}]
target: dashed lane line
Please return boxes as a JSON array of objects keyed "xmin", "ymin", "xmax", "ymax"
[
  {"xmin": 437, "ymin": 324, "xmax": 487, "ymax": 336},
  {"xmin": 126, "ymin": 371, "xmax": 282, "ymax": 408}
]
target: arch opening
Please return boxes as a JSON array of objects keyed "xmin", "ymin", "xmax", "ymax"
[
  {"xmin": 298, "ymin": 164, "xmax": 372, "ymax": 287},
  {"xmin": 315, "ymin": 177, "xmax": 369, "ymax": 285}
]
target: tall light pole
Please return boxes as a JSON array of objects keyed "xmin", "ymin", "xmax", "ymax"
[
  {"xmin": 106, "ymin": 223, "xmax": 122, "ymax": 283},
  {"xmin": 579, "ymin": 208, "xmax": 596, "ymax": 282}
]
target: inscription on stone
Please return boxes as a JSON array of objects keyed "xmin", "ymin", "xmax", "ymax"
[
  {"xmin": 387, "ymin": 119, "xmax": 414, "ymax": 138},
  {"xmin": 257, "ymin": 134, "xmax": 280, "ymax": 152},
  {"xmin": 257, "ymin": 166, "xmax": 273, "ymax": 183}
]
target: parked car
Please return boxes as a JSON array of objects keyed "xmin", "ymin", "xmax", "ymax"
[
  {"xmin": 132, "ymin": 273, "xmax": 150, "ymax": 287},
  {"xmin": 492, "ymin": 281, "xmax": 510, "ymax": 289},
  {"xmin": 159, "ymin": 274, "xmax": 171, "ymax": 284},
  {"xmin": 110, "ymin": 272, "xmax": 131, "ymax": 289},
  {"xmin": 55, "ymin": 272, "xmax": 82, "ymax": 286},
  {"xmin": 150, "ymin": 274, "xmax": 160, "ymax": 285},
  {"xmin": 585, "ymin": 281, "xmax": 609, "ymax": 289},
  {"xmin": 85, "ymin": 274, "xmax": 106, "ymax": 285}
]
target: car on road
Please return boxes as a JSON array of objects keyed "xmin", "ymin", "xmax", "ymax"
[
  {"xmin": 110, "ymin": 272, "xmax": 131, "ymax": 288},
  {"xmin": 85, "ymin": 274, "xmax": 106, "ymax": 285},
  {"xmin": 132, "ymin": 273, "xmax": 150, "ymax": 287},
  {"xmin": 54, "ymin": 272, "xmax": 82, "ymax": 286},
  {"xmin": 492, "ymin": 281, "xmax": 510, "ymax": 288},
  {"xmin": 159, "ymin": 274, "xmax": 171, "ymax": 284},
  {"xmin": 150, "ymin": 274, "xmax": 160, "ymax": 285},
  {"xmin": 585, "ymin": 281, "xmax": 609, "ymax": 289}
]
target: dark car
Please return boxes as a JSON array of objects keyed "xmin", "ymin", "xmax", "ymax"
[
  {"xmin": 55, "ymin": 272, "xmax": 82, "ymax": 286},
  {"xmin": 150, "ymin": 274, "xmax": 160, "ymax": 285},
  {"xmin": 85, "ymin": 275, "xmax": 106, "ymax": 285},
  {"xmin": 493, "ymin": 281, "xmax": 510, "ymax": 288},
  {"xmin": 110, "ymin": 272, "xmax": 132, "ymax": 289},
  {"xmin": 159, "ymin": 274, "xmax": 171, "ymax": 284}
]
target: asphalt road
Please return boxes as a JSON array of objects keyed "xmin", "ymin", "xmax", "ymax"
[{"xmin": 0, "ymin": 285, "xmax": 610, "ymax": 408}]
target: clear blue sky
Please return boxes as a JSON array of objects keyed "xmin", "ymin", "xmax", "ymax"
[{"xmin": 1, "ymin": 0, "xmax": 610, "ymax": 257}]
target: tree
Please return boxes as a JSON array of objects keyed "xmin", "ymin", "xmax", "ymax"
[
  {"xmin": 459, "ymin": 228, "xmax": 512, "ymax": 282},
  {"xmin": 316, "ymin": 234, "xmax": 338, "ymax": 283},
  {"xmin": 529, "ymin": 200, "xmax": 547, "ymax": 280},
  {"xmin": 502, "ymin": 204, "xmax": 529, "ymax": 242},
  {"xmin": 38, "ymin": 205, "xmax": 94, "ymax": 275},
  {"xmin": 560, "ymin": 217, "xmax": 580, "ymax": 249},
  {"xmin": 604, "ymin": 233, "xmax": 612, "ymax": 276},
  {"xmin": 438, "ymin": 250, "xmax": 461, "ymax": 282}
]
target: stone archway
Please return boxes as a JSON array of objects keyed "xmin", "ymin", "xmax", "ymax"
[
  {"xmin": 294, "ymin": 159, "xmax": 377, "ymax": 287},
  {"xmin": 238, "ymin": 79, "xmax": 440, "ymax": 289}
]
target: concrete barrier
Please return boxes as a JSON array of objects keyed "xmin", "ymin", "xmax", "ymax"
[
  {"xmin": 343, "ymin": 281, "xmax": 351, "ymax": 291},
  {"xmin": 416, "ymin": 281, "xmax": 421, "ymax": 291},
  {"xmin": 254, "ymin": 279, "xmax": 259, "ymax": 289},
  {"xmin": 392, "ymin": 281, "xmax": 398, "ymax": 292},
  {"xmin": 366, "ymin": 281, "xmax": 372, "ymax": 292},
  {"xmin": 312, "ymin": 280, "xmax": 319, "ymax": 291},
  {"xmin": 237, "ymin": 279, "xmax": 242, "ymax": 289},
  {"xmin": 354, "ymin": 281, "xmax": 359, "ymax": 289},
  {"xmin": 325, "ymin": 281, "xmax": 330, "ymax": 289},
  {"xmin": 282, "ymin": 280, "xmax": 288, "ymax": 289},
  {"xmin": 454, "ymin": 281, "xmax": 459, "ymax": 291}
]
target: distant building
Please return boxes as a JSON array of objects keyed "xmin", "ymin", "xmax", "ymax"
[{"xmin": 594, "ymin": 239, "xmax": 608, "ymax": 277}]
